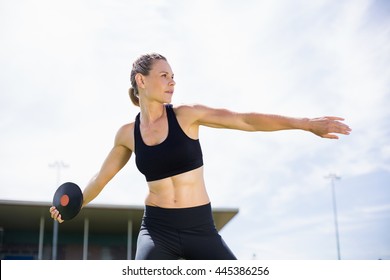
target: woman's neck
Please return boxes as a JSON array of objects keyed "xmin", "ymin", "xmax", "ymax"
[{"xmin": 139, "ymin": 101, "xmax": 166, "ymax": 125}]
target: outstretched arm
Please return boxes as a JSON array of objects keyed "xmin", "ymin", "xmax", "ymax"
[{"xmin": 189, "ymin": 105, "xmax": 351, "ymax": 139}]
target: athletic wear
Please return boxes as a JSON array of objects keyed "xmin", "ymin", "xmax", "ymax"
[
  {"xmin": 133, "ymin": 104, "xmax": 236, "ymax": 260},
  {"xmin": 134, "ymin": 104, "xmax": 203, "ymax": 182},
  {"xmin": 135, "ymin": 203, "xmax": 237, "ymax": 260}
]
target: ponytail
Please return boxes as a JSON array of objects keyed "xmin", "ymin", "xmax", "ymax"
[
  {"xmin": 129, "ymin": 87, "xmax": 140, "ymax": 107},
  {"xmin": 129, "ymin": 53, "xmax": 167, "ymax": 107}
]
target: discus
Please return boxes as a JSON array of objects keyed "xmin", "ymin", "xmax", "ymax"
[{"xmin": 52, "ymin": 182, "xmax": 83, "ymax": 220}]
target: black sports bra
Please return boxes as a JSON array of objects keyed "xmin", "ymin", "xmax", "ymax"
[{"xmin": 134, "ymin": 104, "xmax": 203, "ymax": 182}]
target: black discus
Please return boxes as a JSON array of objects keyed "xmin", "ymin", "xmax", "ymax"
[{"xmin": 52, "ymin": 182, "xmax": 83, "ymax": 220}]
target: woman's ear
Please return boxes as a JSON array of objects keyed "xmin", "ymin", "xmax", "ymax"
[{"xmin": 135, "ymin": 73, "xmax": 145, "ymax": 89}]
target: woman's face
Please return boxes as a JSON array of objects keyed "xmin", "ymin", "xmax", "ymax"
[{"xmin": 141, "ymin": 59, "xmax": 176, "ymax": 104}]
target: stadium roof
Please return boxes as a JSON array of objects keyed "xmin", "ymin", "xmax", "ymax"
[{"xmin": 0, "ymin": 200, "xmax": 239, "ymax": 234}]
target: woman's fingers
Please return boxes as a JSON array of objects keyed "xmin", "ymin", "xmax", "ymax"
[{"xmin": 49, "ymin": 206, "xmax": 64, "ymax": 223}]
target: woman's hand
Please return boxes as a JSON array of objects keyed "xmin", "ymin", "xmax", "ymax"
[
  {"xmin": 308, "ymin": 116, "xmax": 351, "ymax": 139},
  {"xmin": 49, "ymin": 206, "xmax": 64, "ymax": 223}
]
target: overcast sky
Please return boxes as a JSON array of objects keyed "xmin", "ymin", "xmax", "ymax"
[{"xmin": 1, "ymin": 0, "xmax": 389, "ymax": 260}]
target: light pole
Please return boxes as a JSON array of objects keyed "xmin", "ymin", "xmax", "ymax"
[
  {"xmin": 49, "ymin": 161, "xmax": 69, "ymax": 260},
  {"xmin": 325, "ymin": 173, "xmax": 341, "ymax": 260}
]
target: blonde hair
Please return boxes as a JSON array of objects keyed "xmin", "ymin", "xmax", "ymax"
[{"xmin": 129, "ymin": 53, "xmax": 167, "ymax": 107}]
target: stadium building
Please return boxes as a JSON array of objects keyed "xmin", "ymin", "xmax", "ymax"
[{"xmin": 0, "ymin": 200, "xmax": 238, "ymax": 260}]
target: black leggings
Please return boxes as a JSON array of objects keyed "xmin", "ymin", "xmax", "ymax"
[{"xmin": 135, "ymin": 203, "xmax": 237, "ymax": 260}]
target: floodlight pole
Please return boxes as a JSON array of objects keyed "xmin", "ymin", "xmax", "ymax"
[
  {"xmin": 325, "ymin": 173, "xmax": 341, "ymax": 260},
  {"xmin": 49, "ymin": 161, "xmax": 69, "ymax": 260}
]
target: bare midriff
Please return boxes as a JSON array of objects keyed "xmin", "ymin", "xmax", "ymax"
[{"xmin": 145, "ymin": 166, "xmax": 210, "ymax": 208}]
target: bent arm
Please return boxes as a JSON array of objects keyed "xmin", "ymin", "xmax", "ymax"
[
  {"xmin": 82, "ymin": 145, "xmax": 131, "ymax": 207},
  {"xmin": 82, "ymin": 127, "xmax": 132, "ymax": 207},
  {"xmin": 50, "ymin": 125, "xmax": 132, "ymax": 223},
  {"xmin": 190, "ymin": 105, "xmax": 351, "ymax": 139}
]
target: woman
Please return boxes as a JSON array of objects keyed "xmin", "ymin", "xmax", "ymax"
[{"xmin": 50, "ymin": 53, "xmax": 351, "ymax": 259}]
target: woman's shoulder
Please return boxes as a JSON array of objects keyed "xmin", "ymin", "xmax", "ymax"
[
  {"xmin": 172, "ymin": 103, "xmax": 201, "ymax": 122},
  {"xmin": 173, "ymin": 103, "xmax": 221, "ymax": 122},
  {"xmin": 114, "ymin": 122, "xmax": 136, "ymax": 150},
  {"xmin": 116, "ymin": 121, "xmax": 136, "ymax": 138},
  {"xmin": 118, "ymin": 122, "xmax": 135, "ymax": 131},
  {"xmin": 173, "ymin": 103, "xmax": 209, "ymax": 116}
]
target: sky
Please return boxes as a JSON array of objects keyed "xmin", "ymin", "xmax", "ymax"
[{"xmin": 0, "ymin": 0, "xmax": 389, "ymax": 260}]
